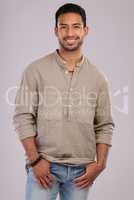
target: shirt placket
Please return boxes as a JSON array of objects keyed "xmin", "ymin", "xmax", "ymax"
[{"xmin": 63, "ymin": 68, "xmax": 80, "ymax": 120}]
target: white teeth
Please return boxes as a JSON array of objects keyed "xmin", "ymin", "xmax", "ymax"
[{"xmin": 67, "ymin": 39, "xmax": 75, "ymax": 42}]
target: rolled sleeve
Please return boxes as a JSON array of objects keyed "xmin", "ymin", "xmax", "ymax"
[
  {"xmin": 94, "ymin": 78, "xmax": 115, "ymax": 146},
  {"xmin": 13, "ymin": 65, "xmax": 38, "ymax": 140}
]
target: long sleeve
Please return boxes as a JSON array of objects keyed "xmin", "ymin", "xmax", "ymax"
[
  {"xmin": 94, "ymin": 77, "xmax": 115, "ymax": 146},
  {"xmin": 13, "ymin": 65, "xmax": 39, "ymax": 140}
]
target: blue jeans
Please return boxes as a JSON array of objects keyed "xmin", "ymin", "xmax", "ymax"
[{"xmin": 25, "ymin": 162, "xmax": 93, "ymax": 200}]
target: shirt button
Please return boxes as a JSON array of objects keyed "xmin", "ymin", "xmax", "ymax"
[
  {"xmin": 70, "ymin": 88, "xmax": 73, "ymax": 91},
  {"xmin": 65, "ymin": 70, "xmax": 68, "ymax": 74}
]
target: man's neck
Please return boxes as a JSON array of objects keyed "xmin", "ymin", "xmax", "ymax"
[{"xmin": 58, "ymin": 48, "xmax": 83, "ymax": 71}]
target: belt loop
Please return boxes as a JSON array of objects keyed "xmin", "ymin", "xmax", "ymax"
[{"xmin": 25, "ymin": 164, "xmax": 30, "ymax": 174}]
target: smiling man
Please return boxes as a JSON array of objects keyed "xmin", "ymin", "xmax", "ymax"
[
  {"xmin": 55, "ymin": 13, "xmax": 86, "ymax": 51},
  {"xmin": 13, "ymin": 3, "xmax": 115, "ymax": 200}
]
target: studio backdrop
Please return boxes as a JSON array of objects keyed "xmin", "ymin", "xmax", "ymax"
[{"xmin": 0, "ymin": 0, "xmax": 133, "ymax": 200}]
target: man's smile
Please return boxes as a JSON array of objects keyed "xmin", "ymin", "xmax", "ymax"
[{"xmin": 64, "ymin": 37, "xmax": 79, "ymax": 44}]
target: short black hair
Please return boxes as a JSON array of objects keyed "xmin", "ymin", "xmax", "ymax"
[{"xmin": 55, "ymin": 3, "xmax": 86, "ymax": 27}]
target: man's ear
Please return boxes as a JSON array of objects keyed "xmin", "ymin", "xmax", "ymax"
[
  {"xmin": 84, "ymin": 26, "xmax": 89, "ymax": 36},
  {"xmin": 54, "ymin": 27, "xmax": 58, "ymax": 37}
]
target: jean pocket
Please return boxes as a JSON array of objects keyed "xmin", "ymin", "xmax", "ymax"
[
  {"xmin": 50, "ymin": 163, "xmax": 60, "ymax": 172},
  {"xmin": 73, "ymin": 165, "xmax": 86, "ymax": 178}
]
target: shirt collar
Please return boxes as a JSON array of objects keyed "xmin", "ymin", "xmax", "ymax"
[{"xmin": 54, "ymin": 49, "xmax": 85, "ymax": 69}]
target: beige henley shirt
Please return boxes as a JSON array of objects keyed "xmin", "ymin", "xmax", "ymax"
[{"xmin": 13, "ymin": 49, "xmax": 115, "ymax": 165}]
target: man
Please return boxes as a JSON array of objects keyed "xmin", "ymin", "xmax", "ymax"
[{"xmin": 13, "ymin": 3, "xmax": 115, "ymax": 200}]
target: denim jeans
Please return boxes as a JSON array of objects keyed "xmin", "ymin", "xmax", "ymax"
[{"xmin": 25, "ymin": 162, "xmax": 93, "ymax": 200}]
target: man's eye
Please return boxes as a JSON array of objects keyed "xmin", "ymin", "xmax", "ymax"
[
  {"xmin": 60, "ymin": 26, "xmax": 67, "ymax": 29},
  {"xmin": 74, "ymin": 26, "xmax": 81, "ymax": 29}
]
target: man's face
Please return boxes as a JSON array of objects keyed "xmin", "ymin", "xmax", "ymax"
[{"xmin": 55, "ymin": 12, "xmax": 88, "ymax": 51}]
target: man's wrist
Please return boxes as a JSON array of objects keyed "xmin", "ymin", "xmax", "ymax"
[
  {"xmin": 28, "ymin": 155, "xmax": 44, "ymax": 167},
  {"xmin": 96, "ymin": 161, "xmax": 106, "ymax": 170},
  {"xmin": 28, "ymin": 152, "xmax": 40, "ymax": 162}
]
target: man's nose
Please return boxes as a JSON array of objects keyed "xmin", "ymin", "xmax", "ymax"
[{"xmin": 66, "ymin": 27, "xmax": 74, "ymax": 36}]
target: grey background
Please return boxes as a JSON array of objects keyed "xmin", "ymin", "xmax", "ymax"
[{"xmin": 0, "ymin": 0, "xmax": 133, "ymax": 199}]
